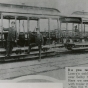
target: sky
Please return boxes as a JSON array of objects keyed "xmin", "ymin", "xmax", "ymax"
[
  {"xmin": 57, "ymin": 0, "xmax": 88, "ymax": 15},
  {"xmin": 0, "ymin": 0, "xmax": 88, "ymax": 31}
]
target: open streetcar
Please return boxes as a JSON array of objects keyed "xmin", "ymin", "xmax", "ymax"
[
  {"xmin": 0, "ymin": 3, "xmax": 61, "ymax": 61},
  {"xmin": 59, "ymin": 16, "xmax": 88, "ymax": 51}
]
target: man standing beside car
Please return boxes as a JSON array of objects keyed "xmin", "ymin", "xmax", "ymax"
[
  {"xmin": 5, "ymin": 21, "xmax": 18, "ymax": 57},
  {"xmin": 35, "ymin": 28, "xmax": 44, "ymax": 61}
]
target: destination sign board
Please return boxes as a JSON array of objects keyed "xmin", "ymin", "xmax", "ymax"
[{"xmin": 59, "ymin": 17, "xmax": 81, "ymax": 23}]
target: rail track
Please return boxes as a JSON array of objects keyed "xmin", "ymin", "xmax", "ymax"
[{"xmin": 0, "ymin": 47, "xmax": 88, "ymax": 80}]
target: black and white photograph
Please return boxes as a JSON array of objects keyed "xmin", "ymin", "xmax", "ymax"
[{"xmin": 0, "ymin": 0, "xmax": 88, "ymax": 87}]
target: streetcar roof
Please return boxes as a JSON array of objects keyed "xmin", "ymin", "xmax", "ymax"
[
  {"xmin": 1, "ymin": 13, "xmax": 59, "ymax": 20},
  {"xmin": 0, "ymin": 3, "xmax": 61, "ymax": 19},
  {"xmin": 71, "ymin": 11, "xmax": 88, "ymax": 24}
]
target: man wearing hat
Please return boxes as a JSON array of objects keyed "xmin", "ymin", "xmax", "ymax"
[
  {"xmin": 35, "ymin": 28, "xmax": 43, "ymax": 43},
  {"xmin": 5, "ymin": 21, "xmax": 18, "ymax": 57}
]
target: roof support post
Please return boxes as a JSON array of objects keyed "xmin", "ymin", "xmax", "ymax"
[
  {"xmin": 19, "ymin": 20, "xmax": 20, "ymax": 34},
  {"xmin": 66, "ymin": 22, "xmax": 68, "ymax": 40},
  {"xmin": 60, "ymin": 22, "xmax": 62, "ymax": 42},
  {"xmin": 22, "ymin": 20, "xmax": 25, "ymax": 34},
  {"xmin": 81, "ymin": 21, "xmax": 83, "ymax": 38},
  {"xmin": 48, "ymin": 18, "xmax": 51, "ymax": 45},
  {"xmin": 72, "ymin": 23, "xmax": 74, "ymax": 38},
  {"xmin": 78, "ymin": 23, "xmax": 80, "ymax": 38},
  {"xmin": 27, "ymin": 17, "xmax": 30, "ymax": 33},
  {"xmin": 8, "ymin": 19, "xmax": 10, "ymax": 28},
  {"xmin": 37, "ymin": 19, "xmax": 40, "ymax": 32},
  {"xmin": 1, "ymin": 14, "xmax": 3, "ymax": 47},
  {"xmin": 84, "ymin": 24, "xmax": 85, "ymax": 34},
  {"xmin": 15, "ymin": 16, "xmax": 17, "ymax": 31},
  {"xmin": 57, "ymin": 18, "xmax": 60, "ymax": 31},
  {"xmin": 78, "ymin": 23, "xmax": 79, "ymax": 31},
  {"xmin": 27, "ymin": 17, "xmax": 30, "ymax": 39},
  {"xmin": 57, "ymin": 18, "xmax": 60, "ymax": 43},
  {"xmin": 15, "ymin": 16, "xmax": 18, "ymax": 42}
]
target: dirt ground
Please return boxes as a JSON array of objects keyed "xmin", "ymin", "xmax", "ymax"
[{"xmin": 0, "ymin": 48, "xmax": 88, "ymax": 84}]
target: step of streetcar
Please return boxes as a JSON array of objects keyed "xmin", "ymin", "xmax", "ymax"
[
  {"xmin": 0, "ymin": 44, "xmax": 63, "ymax": 53},
  {"xmin": 0, "ymin": 49, "xmax": 54, "ymax": 58},
  {"xmin": 0, "ymin": 46, "xmax": 50, "ymax": 53},
  {"xmin": 72, "ymin": 47, "xmax": 88, "ymax": 50},
  {"xmin": 1, "ymin": 53, "xmax": 55, "ymax": 62}
]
